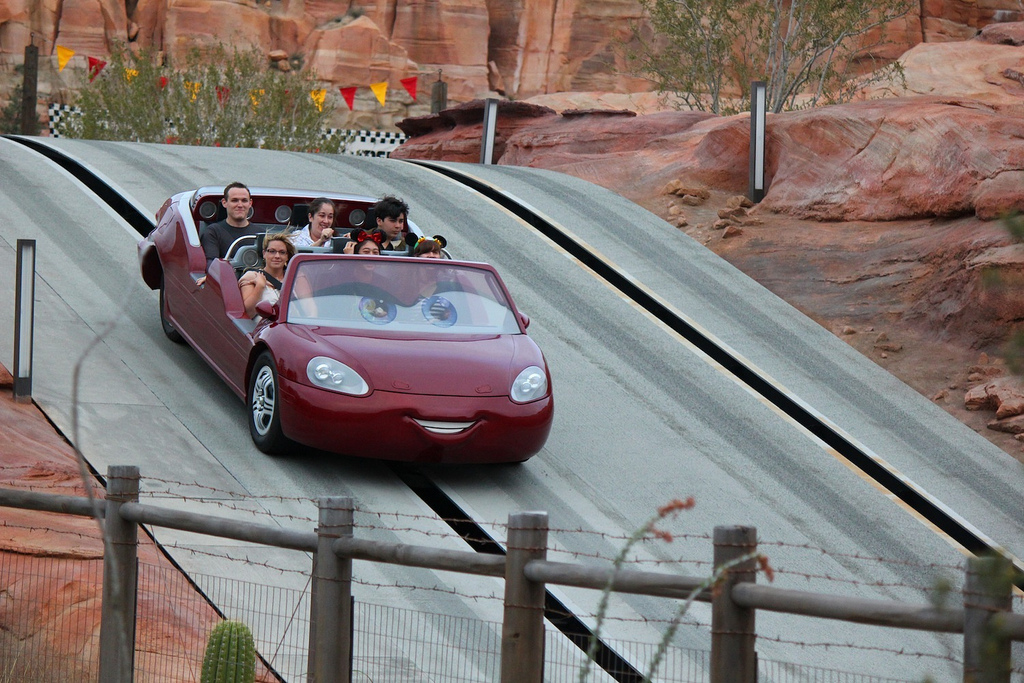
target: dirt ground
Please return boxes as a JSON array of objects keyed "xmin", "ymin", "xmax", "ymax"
[{"xmin": 640, "ymin": 191, "xmax": 1024, "ymax": 465}]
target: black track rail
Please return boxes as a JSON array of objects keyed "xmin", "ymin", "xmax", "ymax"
[
  {"xmin": 5, "ymin": 135, "xmax": 155, "ymax": 236},
  {"xmin": 393, "ymin": 467, "xmax": 647, "ymax": 682},
  {"xmin": 406, "ymin": 158, "xmax": 1024, "ymax": 590}
]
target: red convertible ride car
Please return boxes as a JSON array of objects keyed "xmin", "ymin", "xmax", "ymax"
[{"xmin": 138, "ymin": 187, "xmax": 553, "ymax": 463}]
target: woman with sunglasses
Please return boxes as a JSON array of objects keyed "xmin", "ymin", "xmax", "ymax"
[{"xmin": 239, "ymin": 233, "xmax": 295, "ymax": 318}]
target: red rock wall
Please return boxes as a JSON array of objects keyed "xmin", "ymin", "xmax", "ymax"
[
  {"xmin": 6, "ymin": 0, "xmax": 1024, "ymax": 103},
  {"xmin": 3, "ymin": 0, "xmax": 1024, "ymax": 127}
]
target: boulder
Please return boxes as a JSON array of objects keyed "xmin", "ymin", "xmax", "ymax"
[
  {"xmin": 988, "ymin": 414, "xmax": 1024, "ymax": 433},
  {"xmin": 859, "ymin": 39, "xmax": 1024, "ymax": 105},
  {"xmin": 978, "ymin": 20, "xmax": 1024, "ymax": 45},
  {"xmin": 761, "ymin": 97, "xmax": 1024, "ymax": 221},
  {"xmin": 965, "ymin": 377, "xmax": 1024, "ymax": 416}
]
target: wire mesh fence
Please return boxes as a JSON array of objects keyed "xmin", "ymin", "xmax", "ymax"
[
  {"xmin": 0, "ymin": 549, "xmax": 953, "ymax": 682},
  {"xmin": 0, "ymin": 554, "xmax": 101, "ymax": 681}
]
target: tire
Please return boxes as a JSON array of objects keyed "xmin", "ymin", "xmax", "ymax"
[
  {"xmin": 248, "ymin": 352, "xmax": 289, "ymax": 454},
  {"xmin": 159, "ymin": 278, "xmax": 185, "ymax": 344}
]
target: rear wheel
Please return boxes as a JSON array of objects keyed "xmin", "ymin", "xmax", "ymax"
[
  {"xmin": 248, "ymin": 352, "xmax": 289, "ymax": 454},
  {"xmin": 159, "ymin": 278, "xmax": 184, "ymax": 344}
]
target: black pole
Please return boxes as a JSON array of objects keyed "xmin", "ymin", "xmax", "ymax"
[{"xmin": 20, "ymin": 43, "xmax": 39, "ymax": 135}]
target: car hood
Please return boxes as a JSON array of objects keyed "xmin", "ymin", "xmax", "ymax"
[{"xmin": 311, "ymin": 331, "xmax": 538, "ymax": 398}]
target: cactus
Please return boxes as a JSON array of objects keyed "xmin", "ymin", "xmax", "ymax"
[{"xmin": 201, "ymin": 620, "xmax": 256, "ymax": 683}]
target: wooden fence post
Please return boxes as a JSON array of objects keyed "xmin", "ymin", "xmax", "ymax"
[
  {"xmin": 98, "ymin": 465, "xmax": 140, "ymax": 683},
  {"xmin": 309, "ymin": 496, "xmax": 354, "ymax": 683},
  {"xmin": 501, "ymin": 511, "xmax": 548, "ymax": 683},
  {"xmin": 963, "ymin": 554, "xmax": 1012, "ymax": 683},
  {"xmin": 711, "ymin": 525, "xmax": 757, "ymax": 683}
]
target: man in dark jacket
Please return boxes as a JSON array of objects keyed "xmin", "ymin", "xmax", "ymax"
[{"xmin": 201, "ymin": 182, "xmax": 263, "ymax": 266}]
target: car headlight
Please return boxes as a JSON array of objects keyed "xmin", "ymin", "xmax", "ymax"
[
  {"xmin": 306, "ymin": 357, "xmax": 369, "ymax": 396},
  {"xmin": 510, "ymin": 366, "xmax": 548, "ymax": 403}
]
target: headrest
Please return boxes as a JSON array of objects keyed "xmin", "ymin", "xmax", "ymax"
[{"xmin": 289, "ymin": 203, "xmax": 309, "ymax": 227}]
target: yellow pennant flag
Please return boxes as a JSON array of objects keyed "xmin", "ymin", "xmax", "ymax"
[
  {"xmin": 370, "ymin": 81, "xmax": 388, "ymax": 106},
  {"xmin": 184, "ymin": 80, "xmax": 201, "ymax": 102},
  {"xmin": 310, "ymin": 88, "xmax": 326, "ymax": 112},
  {"xmin": 124, "ymin": 68, "xmax": 139, "ymax": 82},
  {"xmin": 56, "ymin": 45, "xmax": 75, "ymax": 72}
]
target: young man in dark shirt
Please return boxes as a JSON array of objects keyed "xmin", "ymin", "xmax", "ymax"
[
  {"xmin": 374, "ymin": 195, "xmax": 410, "ymax": 252},
  {"xmin": 201, "ymin": 182, "xmax": 264, "ymax": 266}
]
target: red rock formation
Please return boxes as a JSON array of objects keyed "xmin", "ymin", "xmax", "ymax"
[
  {"xmin": 0, "ymin": 374, "xmax": 275, "ymax": 680},
  {"xmin": 6, "ymin": 0, "xmax": 1024, "ymax": 121},
  {"xmin": 397, "ymin": 93, "xmax": 1024, "ymax": 224}
]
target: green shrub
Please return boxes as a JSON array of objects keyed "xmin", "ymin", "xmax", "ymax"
[
  {"xmin": 625, "ymin": 0, "xmax": 911, "ymax": 114},
  {"xmin": 59, "ymin": 43, "xmax": 343, "ymax": 153}
]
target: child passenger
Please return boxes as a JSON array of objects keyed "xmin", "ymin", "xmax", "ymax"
[{"xmin": 413, "ymin": 235, "xmax": 447, "ymax": 259}]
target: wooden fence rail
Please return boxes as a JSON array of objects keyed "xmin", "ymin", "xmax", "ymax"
[{"xmin": 0, "ymin": 465, "xmax": 1020, "ymax": 683}]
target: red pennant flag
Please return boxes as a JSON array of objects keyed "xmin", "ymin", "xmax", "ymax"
[
  {"xmin": 158, "ymin": 76, "xmax": 168, "ymax": 89},
  {"xmin": 216, "ymin": 85, "xmax": 231, "ymax": 104},
  {"xmin": 400, "ymin": 76, "xmax": 418, "ymax": 101},
  {"xmin": 87, "ymin": 56, "xmax": 107, "ymax": 82},
  {"xmin": 339, "ymin": 86, "xmax": 356, "ymax": 110}
]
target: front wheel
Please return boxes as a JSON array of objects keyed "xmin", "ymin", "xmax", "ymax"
[
  {"xmin": 247, "ymin": 352, "xmax": 290, "ymax": 454},
  {"xmin": 159, "ymin": 278, "xmax": 185, "ymax": 344}
]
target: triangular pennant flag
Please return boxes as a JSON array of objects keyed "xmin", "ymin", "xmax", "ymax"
[
  {"xmin": 56, "ymin": 45, "xmax": 75, "ymax": 72},
  {"xmin": 216, "ymin": 85, "xmax": 230, "ymax": 105},
  {"xmin": 310, "ymin": 88, "xmax": 326, "ymax": 112},
  {"xmin": 370, "ymin": 81, "xmax": 388, "ymax": 106},
  {"xmin": 400, "ymin": 76, "xmax": 418, "ymax": 101},
  {"xmin": 158, "ymin": 76, "xmax": 168, "ymax": 89},
  {"xmin": 184, "ymin": 80, "xmax": 201, "ymax": 102},
  {"xmin": 340, "ymin": 86, "xmax": 356, "ymax": 110},
  {"xmin": 87, "ymin": 56, "xmax": 107, "ymax": 82},
  {"xmin": 124, "ymin": 67, "xmax": 138, "ymax": 82}
]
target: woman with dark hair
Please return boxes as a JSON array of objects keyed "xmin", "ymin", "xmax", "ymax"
[
  {"xmin": 239, "ymin": 233, "xmax": 295, "ymax": 318},
  {"xmin": 412, "ymin": 235, "xmax": 447, "ymax": 259},
  {"xmin": 343, "ymin": 228, "xmax": 386, "ymax": 255},
  {"xmin": 289, "ymin": 197, "xmax": 336, "ymax": 248}
]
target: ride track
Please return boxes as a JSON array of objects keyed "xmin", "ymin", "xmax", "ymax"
[{"xmin": 2, "ymin": 134, "xmax": 1021, "ymax": 680}]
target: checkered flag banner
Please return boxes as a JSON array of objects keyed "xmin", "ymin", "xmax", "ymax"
[{"xmin": 48, "ymin": 103, "xmax": 408, "ymax": 157}]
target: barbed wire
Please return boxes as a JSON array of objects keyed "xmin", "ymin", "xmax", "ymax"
[
  {"xmin": 753, "ymin": 633, "xmax": 963, "ymax": 665},
  {"xmin": 768, "ymin": 568, "xmax": 951, "ymax": 594},
  {"xmin": 757, "ymin": 539, "xmax": 967, "ymax": 572},
  {"xmin": 0, "ymin": 520, "xmax": 104, "ymax": 542}
]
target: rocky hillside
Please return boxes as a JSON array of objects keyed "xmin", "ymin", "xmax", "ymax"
[
  {"xmin": 393, "ymin": 24, "xmax": 1024, "ymax": 462},
  {"xmin": 2, "ymin": 0, "xmax": 1024, "ymax": 127}
]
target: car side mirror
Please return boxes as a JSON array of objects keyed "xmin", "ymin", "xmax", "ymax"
[
  {"xmin": 518, "ymin": 312, "xmax": 531, "ymax": 329},
  {"xmin": 255, "ymin": 300, "xmax": 279, "ymax": 321}
]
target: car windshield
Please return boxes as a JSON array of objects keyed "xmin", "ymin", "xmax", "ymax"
[{"xmin": 285, "ymin": 257, "xmax": 521, "ymax": 335}]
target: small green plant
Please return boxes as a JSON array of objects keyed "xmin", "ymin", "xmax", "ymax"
[
  {"xmin": 201, "ymin": 620, "xmax": 256, "ymax": 683},
  {"xmin": 995, "ymin": 212, "xmax": 1024, "ymax": 375},
  {"xmin": 0, "ymin": 82, "xmax": 40, "ymax": 135}
]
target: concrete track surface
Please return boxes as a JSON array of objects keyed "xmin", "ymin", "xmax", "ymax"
[{"xmin": 2, "ymin": 137, "xmax": 1021, "ymax": 680}]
